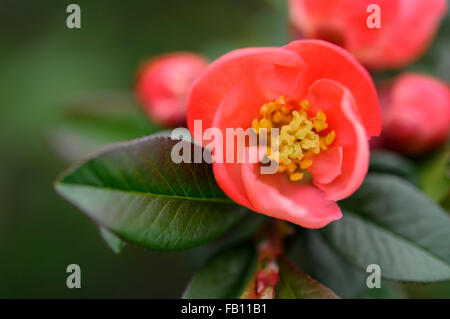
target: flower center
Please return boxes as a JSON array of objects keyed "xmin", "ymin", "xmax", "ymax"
[{"xmin": 252, "ymin": 96, "xmax": 336, "ymax": 182}]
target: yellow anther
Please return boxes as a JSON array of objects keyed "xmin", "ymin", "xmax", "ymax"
[
  {"xmin": 320, "ymin": 137, "xmax": 328, "ymax": 151},
  {"xmin": 280, "ymin": 106, "xmax": 290, "ymax": 115},
  {"xmin": 287, "ymin": 161, "xmax": 297, "ymax": 174},
  {"xmin": 291, "ymin": 143, "xmax": 303, "ymax": 159},
  {"xmin": 313, "ymin": 120, "xmax": 328, "ymax": 132},
  {"xmin": 271, "ymin": 111, "xmax": 281, "ymax": 123},
  {"xmin": 300, "ymin": 136, "xmax": 318, "ymax": 149},
  {"xmin": 251, "ymin": 97, "xmax": 336, "ymax": 183},
  {"xmin": 252, "ymin": 118, "xmax": 259, "ymax": 133},
  {"xmin": 300, "ymin": 159, "xmax": 312, "ymax": 169},
  {"xmin": 316, "ymin": 110, "xmax": 326, "ymax": 121},
  {"xmin": 300, "ymin": 99, "xmax": 311, "ymax": 110},
  {"xmin": 259, "ymin": 118, "xmax": 273, "ymax": 130},
  {"xmin": 260, "ymin": 105, "xmax": 268, "ymax": 116},
  {"xmin": 290, "ymin": 172, "xmax": 304, "ymax": 182},
  {"xmin": 295, "ymin": 121, "xmax": 313, "ymax": 139},
  {"xmin": 325, "ymin": 130, "xmax": 336, "ymax": 146}
]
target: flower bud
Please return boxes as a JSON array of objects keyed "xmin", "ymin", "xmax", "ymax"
[
  {"xmin": 289, "ymin": 0, "xmax": 447, "ymax": 70},
  {"xmin": 135, "ymin": 52, "xmax": 208, "ymax": 127},
  {"xmin": 379, "ymin": 73, "xmax": 449, "ymax": 155}
]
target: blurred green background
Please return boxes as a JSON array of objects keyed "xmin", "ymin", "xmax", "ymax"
[{"xmin": 0, "ymin": 0, "xmax": 448, "ymax": 298}]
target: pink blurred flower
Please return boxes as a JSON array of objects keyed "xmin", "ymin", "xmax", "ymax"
[
  {"xmin": 135, "ymin": 52, "xmax": 208, "ymax": 127},
  {"xmin": 289, "ymin": 0, "xmax": 447, "ymax": 70},
  {"xmin": 378, "ymin": 73, "xmax": 450, "ymax": 155}
]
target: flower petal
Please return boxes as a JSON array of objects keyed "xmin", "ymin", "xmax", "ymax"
[
  {"xmin": 308, "ymin": 146, "xmax": 343, "ymax": 184},
  {"xmin": 187, "ymin": 47, "xmax": 305, "ymax": 145},
  {"xmin": 305, "ymin": 78, "xmax": 369, "ymax": 200},
  {"xmin": 241, "ymin": 158, "xmax": 342, "ymax": 229},
  {"xmin": 208, "ymin": 86, "xmax": 264, "ymax": 210},
  {"xmin": 284, "ymin": 39, "xmax": 381, "ymax": 137},
  {"xmin": 213, "ymin": 162, "xmax": 255, "ymax": 210}
]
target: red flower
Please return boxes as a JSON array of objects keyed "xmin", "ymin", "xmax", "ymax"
[
  {"xmin": 289, "ymin": 0, "xmax": 447, "ymax": 70},
  {"xmin": 135, "ymin": 52, "xmax": 208, "ymax": 127},
  {"xmin": 378, "ymin": 73, "xmax": 449, "ymax": 155},
  {"xmin": 187, "ymin": 40, "xmax": 381, "ymax": 228}
]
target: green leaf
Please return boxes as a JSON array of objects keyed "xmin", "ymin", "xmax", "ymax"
[
  {"xmin": 55, "ymin": 135, "xmax": 247, "ymax": 250},
  {"xmin": 419, "ymin": 146, "xmax": 450, "ymax": 204},
  {"xmin": 369, "ymin": 150, "xmax": 418, "ymax": 185},
  {"xmin": 276, "ymin": 257, "xmax": 340, "ymax": 299},
  {"xmin": 323, "ymin": 174, "xmax": 450, "ymax": 282},
  {"xmin": 183, "ymin": 243, "xmax": 257, "ymax": 299},
  {"xmin": 99, "ymin": 227, "xmax": 126, "ymax": 254},
  {"xmin": 358, "ymin": 281, "xmax": 406, "ymax": 299},
  {"xmin": 302, "ymin": 231, "xmax": 366, "ymax": 299},
  {"xmin": 403, "ymin": 280, "xmax": 450, "ymax": 298}
]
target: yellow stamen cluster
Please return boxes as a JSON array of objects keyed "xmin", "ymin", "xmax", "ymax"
[{"xmin": 252, "ymin": 96, "xmax": 336, "ymax": 182}]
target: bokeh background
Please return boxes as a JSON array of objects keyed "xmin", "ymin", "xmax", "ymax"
[{"xmin": 0, "ymin": 0, "xmax": 448, "ymax": 298}]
